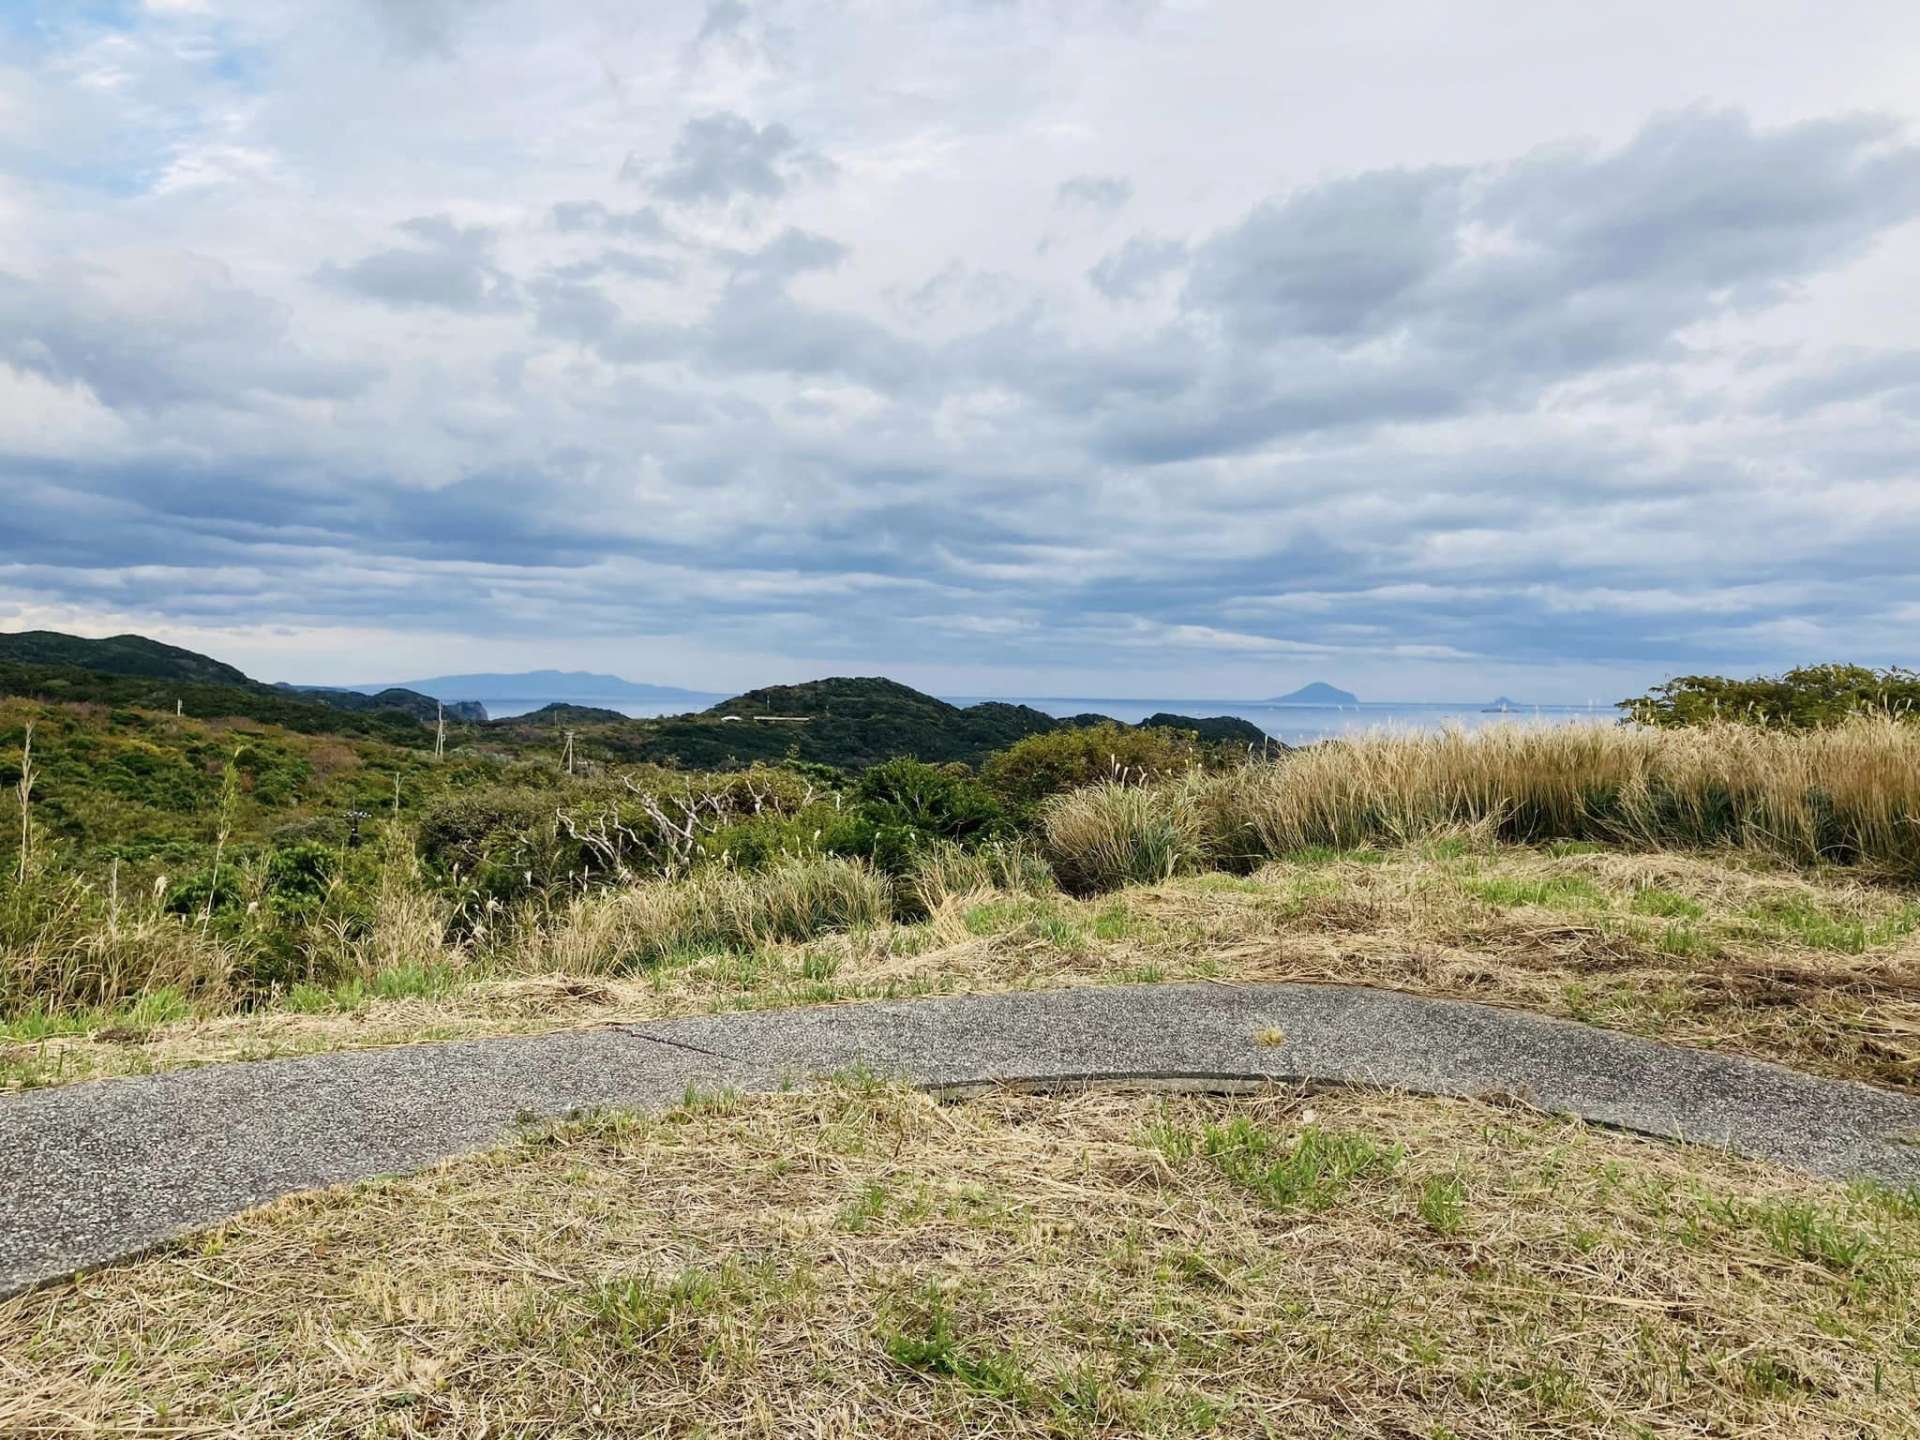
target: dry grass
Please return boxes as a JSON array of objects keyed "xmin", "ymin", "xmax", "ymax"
[
  {"xmin": 510, "ymin": 854, "xmax": 893, "ymax": 975},
  {"xmin": 0, "ymin": 869, "xmax": 247, "ymax": 1015},
  {"xmin": 4, "ymin": 1082, "xmax": 1917, "ymax": 1437},
  {"xmin": 1042, "ymin": 780, "xmax": 1211, "ymax": 892},
  {"xmin": 1045, "ymin": 718, "xmax": 1920, "ymax": 884},
  {"xmin": 9, "ymin": 840, "xmax": 1919, "ymax": 1094}
]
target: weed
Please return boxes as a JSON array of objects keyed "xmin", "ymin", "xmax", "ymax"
[
  {"xmin": 1418, "ymin": 1173, "xmax": 1469, "ymax": 1235},
  {"xmin": 1192, "ymin": 1118, "xmax": 1401, "ymax": 1210},
  {"xmin": 880, "ymin": 1286, "xmax": 1030, "ymax": 1401},
  {"xmin": 1630, "ymin": 887, "xmax": 1706, "ymax": 920}
]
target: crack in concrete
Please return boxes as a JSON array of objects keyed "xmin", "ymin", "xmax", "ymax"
[{"xmin": 612, "ymin": 1026, "xmax": 741, "ymax": 1063}]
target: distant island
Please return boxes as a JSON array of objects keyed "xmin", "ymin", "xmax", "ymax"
[
  {"xmin": 1486, "ymin": 696, "xmax": 1522, "ymax": 710},
  {"xmin": 351, "ymin": 670, "xmax": 720, "ymax": 703},
  {"xmin": 1266, "ymin": 682, "xmax": 1360, "ymax": 706}
]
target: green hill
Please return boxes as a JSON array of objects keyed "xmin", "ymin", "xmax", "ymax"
[
  {"xmin": 0, "ymin": 631, "xmax": 252, "ymax": 686},
  {"xmin": 510, "ymin": 702, "xmax": 632, "ymax": 725},
  {"xmin": 0, "ymin": 631, "xmax": 470, "ymax": 733},
  {"xmin": 277, "ymin": 686, "xmax": 487, "ymax": 724},
  {"xmin": 481, "ymin": 676, "xmax": 1065, "ymax": 772},
  {"xmin": 1138, "ymin": 712, "xmax": 1271, "ymax": 746},
  {"xmin": 0, "ymin": 662, "xmax": 436, "ymax": 745},
  {"xmin": 0, "ymin": 637, "xmax": 1265, "ymax": 773},
  {"xmin": 485, "ymin": 677, "xmax": 1266, "ymax": 772}
]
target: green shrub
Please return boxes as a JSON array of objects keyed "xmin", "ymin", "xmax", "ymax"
[
  {"xmin": 840, "ymin": 759, "xmax": 1007, "ymax": 875},
  {"xmin": 417, "ymin": 765, "xmax": 832, "ymax": 897},
  {"xmin": 1622, "ymin": 665, "xmax": 1920, "ymax": 729},
  {"xmin": 982, "ymin": 723, "xmax": 1209, "ymax": 823}
]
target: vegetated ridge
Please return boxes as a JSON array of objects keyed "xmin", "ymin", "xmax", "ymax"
[
  {"xmin": 0, "ymin": 631, "xmax": 468, "ymax": 728},
  {"xmin": 352, "ymin": 670, "xmax": 718, "ymax": 703},
  {"xmin": 274, "ymin": 685, "xmax": 487, "ymax": 724},
  {"xmin": 0, "ymin": 633, "xmax": 1267, "ymax": 772},
  {"xmin": 0, "ymin": 631, "xmax": 251, "ymax": 687},
  {"xmin": 493, "ymin": 676, "xmax": 1265, "ymax": 771}
]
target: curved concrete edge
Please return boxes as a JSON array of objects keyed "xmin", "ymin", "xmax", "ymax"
[{"xmin": 3, "ymin": 982, "xmax": 1918, "ymax": 1300}]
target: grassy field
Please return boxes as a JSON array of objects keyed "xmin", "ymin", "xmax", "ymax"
[
  {"xmin": 7, "ymin": 702, "xmax": 1920, "ymax": 1436},
  {"xmin": 5, "ymin": 1080, "xmax": 1917, "ymax": 1437},
  {"xmin": 5, "ymin": 710, "xmax": 1919, "ymax": 1095},
  {"xmin": 8, "ymin": 837, "xmax": 1916, "ymax": 1092}
]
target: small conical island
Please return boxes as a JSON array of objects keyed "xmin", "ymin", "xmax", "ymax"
[{"xmin": 1266, "ymin": 681, "xmax": 1360, "ymax": 705}]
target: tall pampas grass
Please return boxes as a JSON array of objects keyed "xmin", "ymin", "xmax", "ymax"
[
  {"xmin": 1044, "ymin": 719, "xmax": 1920, "ymax": 889},
  {"xmin": 513, "ymin": 854, "xmax": 893, "ymax": 975}
]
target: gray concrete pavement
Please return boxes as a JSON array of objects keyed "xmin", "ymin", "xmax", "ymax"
[{"xmin": 5, "ymin": 982, "xmax": 1920, "ymax": 1297}]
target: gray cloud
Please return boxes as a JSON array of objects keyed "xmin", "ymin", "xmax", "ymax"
[
  {"xmin": 645, "ymin": 112, "xmax": 835, "ymax": 205},
  {"xmin": 1761, "ymin": 348, "xmax": 1920, "ymax": 415},
  {"xmin": 1089, "ymin": 235, "xmax": 1187, "ymax": 300},
  {"xmin": 548, "ymin": 251, "xmax": 682, "ymax": 283},
  {"xmin": 8, "ymin": 2, "xmax": 1920, "ymax": 699},
  {"xmin": 1186, "ymin": 166, "xmax": 1465, "ymax": 341},
  {"xmin": 1057, "ymin": 173, "xmax": 1133, "ymax": 211},
  {"xmin": 0, "ymin": 258, "xmax": 371, "ymax": 410},
  {"xmin": 550, "ymin": 202, "xmax": 673, "ymax": 240},
  {"xmin": 318, "ymin": 216, "xmax": 517, "ymax": 312},
  {"xmin": 364, "ymin": 0, "xmax": 498, "ymax": 57},
  {"xmin": 694, "ymin": 0, "xmax": 751, "ymax": 48}
]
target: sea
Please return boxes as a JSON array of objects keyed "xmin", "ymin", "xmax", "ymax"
[{"xmin": 477, "ymin": 694, "xmax": 1618, "ymax": 745}]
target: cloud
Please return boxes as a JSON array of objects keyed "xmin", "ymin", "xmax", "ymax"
[
  {"xmin": 364, "ymin": 0, "xmax": 498, "ymax": 57},
  {"xmin": 1056, "ymin": 173, "xmax": 1132, "ymax": 211},
  {"xmin": 550, "ymin": 202, "xmax": 672, "ymax": 239},
  {"xmin": 1185, "ymin": 166, "xmax": 1465, "ymax": 341},
  {"xmin": 0, "ymin": 254, "xmax": 370, "ymax": 410},
  {"xmin": 547, "ymin": 250, "xmax": 681, "ymax": 283},
  {"xmin": 645, "ymin": 112, "xmax": 835, "ymax": 205},
  {"xmin": 729, "ymin": 226, "xmax": 848, "ymax": 284},
  {"xmin": 318, "ymin": 215, "xmax": 517, "ymax": 312},
  {"xmin": 1761, "ymin": 348, "xmax": 1920, "ymax": 415},
  {"xmin": 1088, "ymin": 234, "xmax": 1187, "ymax": 300},
  {"xmin": 693, "ymin": 0, "xmax": 751, "ymax": 49},
  {"xmin": 9, "ymin": 1, "xmax": 1920, "ymax": 700}
]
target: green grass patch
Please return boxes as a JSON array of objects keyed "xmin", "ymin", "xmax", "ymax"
[
  {"xmin": 880, "ymin": 1287, "xmax": 1031, "ymax": 1402},
  {"xmin": 1630, "ymin": 887, "xmax": 1706, "ymax": 920},
  {"xmin": 1281, "ymin": 845, "xmax": 1388, "ymax": 866},
  {"xmin": 1156, "ymin": 1116, "xmax": 1402, "ymax": 1211},
  {"xmin": 0, "ymin": 986, "xmax": 193, "ymax": 1041},
  {"xmin": 1418, "ymin": 1173, "xmax": 1469, "ymax": 1235},
  {"xmin": 1463, "ymin": 875, "xmax": 1606, "ymax": 910},
  {"xmin": 1742, "ymin": 895, "xmax": 1920, "ymax": 954}
]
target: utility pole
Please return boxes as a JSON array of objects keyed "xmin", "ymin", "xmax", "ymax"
[
  {"xmin": 434, "ymin": 701, "xmax": 446, "ymax": 761},
  {"xmin": 563, "ymin": 729, "xmax": 576, "ymax": 775}
]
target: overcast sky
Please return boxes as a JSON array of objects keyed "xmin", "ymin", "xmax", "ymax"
[{"xmin": 3, "ymin": 1, "xmax": 1918, "ymax": 701}]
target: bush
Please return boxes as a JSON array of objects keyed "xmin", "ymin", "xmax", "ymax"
[
  {"xmin": 417, "ymin": 765, "xmax": 832, "ymax": 897},
  {"xmin": 982, "ymin": 723, "xmax": 1209, "ymax": 823},
  {"xmin": 906, "ymin": 839, "xmax": 1057, "ymax": 914},
  {"xmin": 416, "ymin": 786, "xmax": 559, "ymax": 876},
  {"xmin": 842, "ymin": 759, "xmax": 1008, "ymax": 874},
  {"xmin": 1622, "ymin": 665, "xmax": 1920, "ymax": 729},
  {"xmin": 514, "ymin": 855, "xmax": 893, "ymax": 975},
  {"xmin": 1041, "ymin": 780, "xmax": 1211, "ymax": 893}
]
